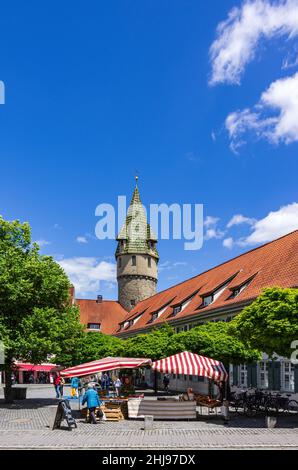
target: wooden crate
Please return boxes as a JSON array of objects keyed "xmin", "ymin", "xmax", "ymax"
[{"xmin": 103, "ymin": 403, "xmax": 124, "ymax": 421}]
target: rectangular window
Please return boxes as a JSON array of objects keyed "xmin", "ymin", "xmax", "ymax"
[
  {"xmin": 118, "ymin": 257, "xmax": 122, "ymax": 268},
  {"xmin": 148, "ymin": 257, "xmax": 151, "ymax": 268},
  {"xmin": 282, "ymin": 362, "xmax": 295, "ymax": 392},
  {"xmin": 258, "ymin": 361, "xmax": 268, "ymax": 389},
  {"xmin": 173, "ymin": 305, "xmax": 182, "ymax": 316},
  {"xmin": 130, "ymin": 299, "xmax": 136, "ymax": 307},
  {"xmin": 202, "ymin": 295, "xmax": 213, "ymax": 307},
  {"xmin": 132, "ymin": 256, "xmax": 136, "ymax": 266},
  {"xmin": 87, "ymin": 323, "xmax": 101, "ymax": 330},
  {"xmin": 239, "ymin": 364, "xmax": 247, "ymax": 387}
]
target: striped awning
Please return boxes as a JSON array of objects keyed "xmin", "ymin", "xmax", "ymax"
[
  {"xmin": 152, "ymin": 351, "xmax": 228, "ymax": 382},
  {"xmin": 61, "ymin": 357, "xmax": 152, "ymax": 378},
  {"xmin": 13, "ymin": 362, "xmax": 58, "ymax": 372}
]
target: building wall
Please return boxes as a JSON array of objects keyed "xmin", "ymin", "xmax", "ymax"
[
  {"xmin": 118, "ymin": 275, "xmax": 157, "ymax": 312},
  {"xmin": 117, "ymin": 254, "xmax": 158, "ymax": 279}
]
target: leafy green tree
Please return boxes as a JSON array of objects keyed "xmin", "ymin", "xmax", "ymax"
[
  {"xmin": 124, "ymin": 324, "xmax": 175, "ymax": 361},
  {"xmin": 0, "ymin": 216, "xmax": 84, "ymax": 402},
  {"xmin": 72, "ymin": 332, "xmax": 125, "ymax": 364},
  {"xmin": 230, "ymin": 287, "xmax": 298, "ymax": 358},
  {"xmin": 167, "ymin": 322, "xmax": 261, "ymax": 364}
]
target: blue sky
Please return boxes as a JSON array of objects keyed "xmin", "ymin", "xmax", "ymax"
[{"xmin": 0, "ymin": 1, "xmax": 297, "ymax": 299}]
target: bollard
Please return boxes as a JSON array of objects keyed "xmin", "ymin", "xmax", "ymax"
[
  {"xmin": 265, "ymin": 415, "xmax": 277, "ymax": 428},
  {"xmin": 143, "ymin": 415, "xmax": 154, "ymax": 430},
  {"xmin": 221, "ymin": 400, "xmax": 230, "ymax": 423}
]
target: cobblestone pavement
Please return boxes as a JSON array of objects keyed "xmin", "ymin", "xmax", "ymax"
[{"xmin": 1, "ymin": 385, "xmax": 298, "ymax": 449}]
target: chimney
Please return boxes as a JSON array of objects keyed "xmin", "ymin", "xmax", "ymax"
[{"xmin": 96, "ymin": 295, "xmax": 103, "ymax": 303}]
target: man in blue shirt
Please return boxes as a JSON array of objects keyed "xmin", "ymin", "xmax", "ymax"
[{"xmin": 82, "ymin": 384, "xmax": 102, "ymax": 424}]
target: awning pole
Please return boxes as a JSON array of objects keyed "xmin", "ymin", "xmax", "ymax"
[{"xmin": 154, "ymin": 369, "xmax": 158, "ymax": 395}]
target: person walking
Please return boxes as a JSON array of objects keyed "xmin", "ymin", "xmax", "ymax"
[
  {"xmin": 163, "ymin": 374, "xmax": 170, "ymax": 392},
  {"xmin": 70, "ymin": 376, "xmax": 80, "ymax": 398},
  {"xmin": 59, "ymin": 376, "xmax": 65, "ymax": 398},
  {"xmin": 82, "ymin": 384, "xmax": 102, "ymax": 424},
  {"xmin": 54, "ymin": 374, "xmax": 61, "ymax": 398},
  {"xmin": 114, "ymin": 377, "xmax": 122, "ymax": 397}
]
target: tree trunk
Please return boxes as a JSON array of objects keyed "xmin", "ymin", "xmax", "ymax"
[{"xmin": 4, "ymin": 364, "xmax": 13, "ymax": 403}]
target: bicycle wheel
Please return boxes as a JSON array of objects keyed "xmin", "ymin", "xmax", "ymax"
[
  {"xmin": 244, "ymin": 404, "xmax": 257, "ymax": 417},
  {"xmin": 288, "ymin": 400, "xmax": 298, "ymax": 415},
  {"xmin": 234, "ymin": 402, "xmax": 245, "ymax": 416}
]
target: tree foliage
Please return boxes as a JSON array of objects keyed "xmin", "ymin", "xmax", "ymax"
[
  {"xmin": 166, "ymin": 322, "xmax": 261, "ymax": 364},
  {"xmin": 0, "ymin": 216, "xmax": 84, "ymax": 400},
  {"xmin": 124, "ymin": 324, "xmax": 175, "ymax": 361},
  {"xmin": 230, "ymin": 287, "xmax": 298, "ymax": 358},
  {"xmin": 70, "ymin": 332, "xmax": 125, "ymax": 365}
]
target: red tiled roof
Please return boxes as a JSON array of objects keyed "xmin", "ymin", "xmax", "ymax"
[
  {"xmin": 114, "ymin": 230, "xmax": 298, "ymax": 335},
  {"xmin": 76, "ymin": 299, "xmax": 127, "ymax": 335}
]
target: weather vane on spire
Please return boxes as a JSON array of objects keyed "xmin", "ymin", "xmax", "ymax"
[{"xmin": 135, "ymin": 170, "xmax": 139, "ymax": 185}]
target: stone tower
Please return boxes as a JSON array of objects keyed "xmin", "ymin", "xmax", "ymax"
[{"xmin": 115, "ymin": 179, "xmax": 159, "ymax": 311}]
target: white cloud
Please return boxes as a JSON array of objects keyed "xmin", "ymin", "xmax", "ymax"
[
  {"xmin": 209, "ymin": 0, "xmax": 298, "ymax": 85},
  {"xmin": 226, "ymin": 72, "xmax": 298, "ymax": 149},
  {"xmin": 205, "ymin": 228, "xmax": 225, "ymax": 240},
  {"xmin": 59, "ymin": 257, "xmax": 116, "ymax": 295},
  {"xmin": 76, "ymin": 236, "xmax": 88, "ymax": 244},
  {"xmin": 159, "ymin": 261, "xmax": 188, "ymax": 271},
  {"xmin": 238, "ymin": 202, "xmax": 298, "ymax": 245},
  {"xmin": 223, "ymin": 237, "xmax": 234, "ymax": 249},
  {"xmin": 227, "ymin": 214, "xmax": 256, "ymax": 228},
  {"xmin": 203, "ymin": 216, "xmax": 225, "ymax": 240},
  {"xmin": 204, "ymin": 216, "xmax": 220, "ymax": 227},
  {"xmin": 35, "ymin": 239, "xmax": 51, "ymax": 247}
]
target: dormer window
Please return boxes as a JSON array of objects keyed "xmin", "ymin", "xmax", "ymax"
[
  {"xmin": 148, "ymin": 312, "xmax": 158, "ymax": 323},
  {"xmin": 229, "ymin": 279, "xmax": 251, "ymax": 299},
  {"xmin": 202, "ymin": 294, "xmax": 213, "ymax": 307},
  {"xmin": 198, "ymin": 276, "xmax": 237, "ymax": 309},
  {"xmin": 87, "ymin": 323, "xmax": 101, "ymax": 331},
  {"xmin": 130, "ymin": 299, "xmax": 136, "ymax": 307},
  {"xmin": 172, "ymin": 305, "xmax": 182, "ymax": 316},
  {"xmin": 229, "ymin": 288, "xmax": 240, "ymax": 299}
]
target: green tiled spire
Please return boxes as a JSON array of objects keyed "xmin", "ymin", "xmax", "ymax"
[{"xmin": 116, "ymin": 181, "xmax": 159, "ymax": 259}]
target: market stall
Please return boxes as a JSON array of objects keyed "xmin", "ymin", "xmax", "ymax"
[
  {"xmin": 60, "ymin": 357, "xmax": 152, "ymax": 378},
  {"xmin": 61, "ymin": 357, "xmax": 152, "ymax": 421},
  {"xmin": 150, "ymin": 351, "xmax": 228, "ymax": 418}
]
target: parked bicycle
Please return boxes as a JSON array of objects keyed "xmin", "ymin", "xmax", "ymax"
[{"xmin": 230, "ymin": 389, "xmax": 298, "ymax": 417}]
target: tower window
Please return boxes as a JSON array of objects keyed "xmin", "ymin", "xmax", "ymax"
[
  {"xmin": 148, "ymin": 257, "xmax": 151, "ymax": 268},
  {"xmin": 132, "ymin": 255, "xmax": 136, "ymax": 266},
  {"xmin": 118, "ymin": 257, "xmax": 122, "ymax": 268}
]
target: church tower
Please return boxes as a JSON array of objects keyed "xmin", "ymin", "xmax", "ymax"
[{"xmin": 115, "ymin": 178, "xmax": 159, "ymax": 311}]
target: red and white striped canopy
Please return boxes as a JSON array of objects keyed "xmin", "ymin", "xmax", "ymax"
[
  {"xmin": 61, "ymin": 357, "xmax": 152, "ymax": 378},
  {"xmin": 152, "ymin": 351, "xmax": 228, "ymax": 382}
]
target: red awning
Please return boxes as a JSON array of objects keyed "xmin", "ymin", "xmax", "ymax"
[
  {"xmin": 61, "ymin": 357, "xmax": 152, "ymax": 378},
  {"xmin": 14, "ymin": 363, "xmax": 58, "ymax": 372},
  {"xmin": 152, "ymin": 351, "xmax": 228, "ymax": 382}
]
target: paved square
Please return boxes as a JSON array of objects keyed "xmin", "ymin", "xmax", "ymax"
[{"xmin": 0, "ymin": 385, "xmax": 297, "ymax": 449}]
